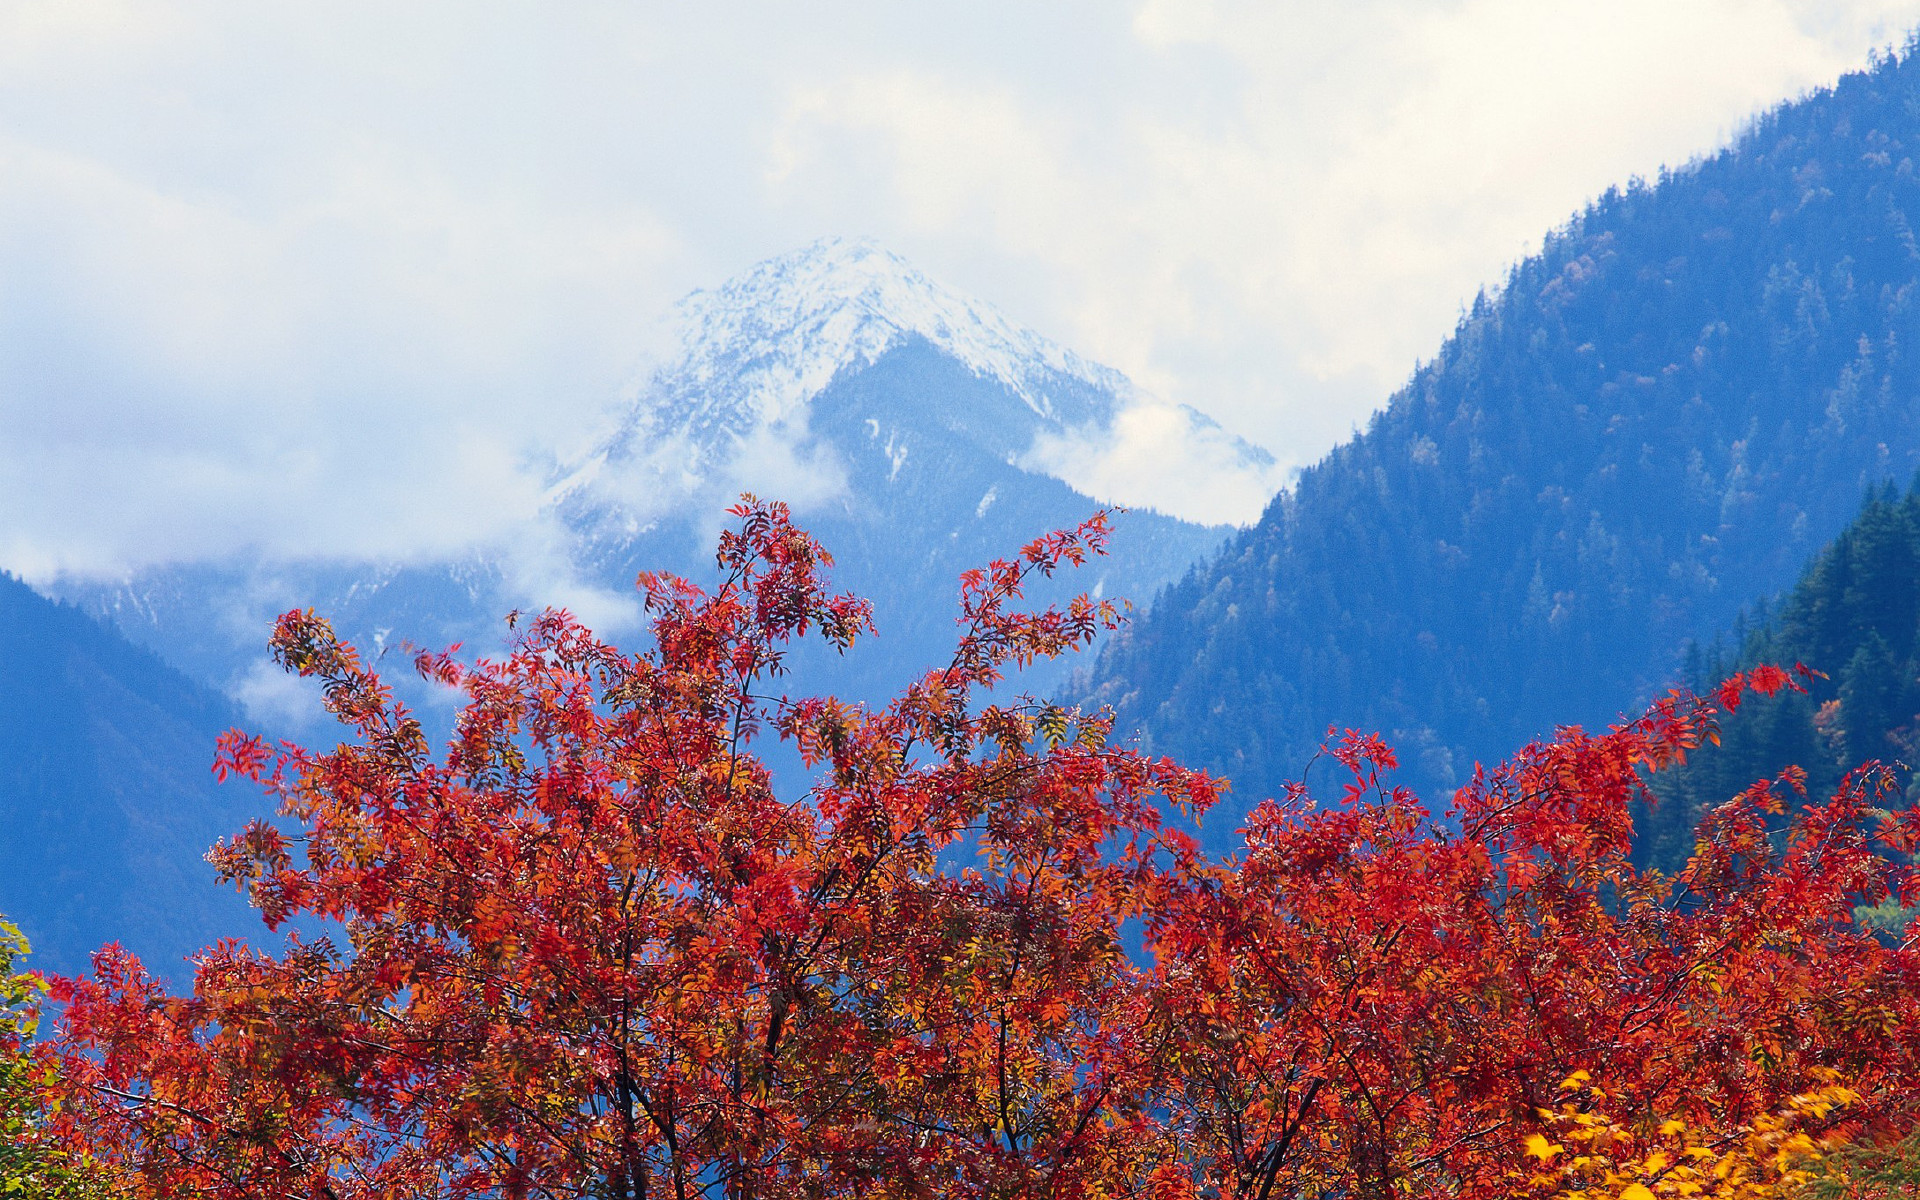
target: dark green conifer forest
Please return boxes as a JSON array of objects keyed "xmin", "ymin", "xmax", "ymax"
[{"xmin": 1641, "ymin": 478, "xmax": 1920, "ymax": 883}]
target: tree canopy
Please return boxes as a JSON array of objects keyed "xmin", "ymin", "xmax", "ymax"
[{"xmin": 33, "ymin": 502, "xmax": 1920, "ymax": 1198}]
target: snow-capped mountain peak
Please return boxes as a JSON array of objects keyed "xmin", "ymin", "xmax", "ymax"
[
  {"xmin": 597, "ymin": 238, "xmax": 1129, "ymax": 457},
  {"xmin": 553, "ymin": 237, "xmax": 1278, "ymax": 530}
]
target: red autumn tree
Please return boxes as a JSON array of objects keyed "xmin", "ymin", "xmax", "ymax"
[
  {"xmin": 1153, "ymin": 673, "xmax": 1920, "ymax": 1198},
  {"xmin": 39, "ymin": 500, "xmax": 1920, "ymax": 1199},
  {"xmin": 46, "ymin": 500, "xmax": 1217, "ymax": 1199}
]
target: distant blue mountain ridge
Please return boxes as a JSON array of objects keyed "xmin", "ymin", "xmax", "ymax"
[{"xmin": 0, "ymin": 572, "xmax": 265, "ymax": 979}]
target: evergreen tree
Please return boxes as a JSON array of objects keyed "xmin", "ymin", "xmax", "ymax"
[{"xmin": 1641, "ymin": 480, "xmax": 1920, "ymax": 874}]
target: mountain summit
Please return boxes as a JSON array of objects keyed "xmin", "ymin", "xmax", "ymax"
[
  {"xmin": 558, "ymin": 237, "xmax": 1268, "ymax": 528},
  {"xmin": 635, "ymin": 236, "xmax": 1124, "ymax": 439},
  {"xmin": 549, "ymin": 238, "xmax": 1254, "ymax": 702}
]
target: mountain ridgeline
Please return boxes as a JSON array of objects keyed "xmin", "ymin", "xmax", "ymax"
[
  {"xmin": 1084, "ymin": 45, "xmax": 1920, "ymax": 838},
  {"xmin": 559, "ymin": 330, "xmax": 1233, "ymax": 707},
  {"xmin": 0, "ymin": 574, "xmax": 265, "ymax": 978}
]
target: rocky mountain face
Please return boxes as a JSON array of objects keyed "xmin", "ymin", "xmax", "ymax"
[
  {"xmin": 1081, "ymin": 46, "xmax": 1920, "ymax": 845},
  {"xmin": 575, "ymin": 235, "xmax": 1130, "ymax": 479}
]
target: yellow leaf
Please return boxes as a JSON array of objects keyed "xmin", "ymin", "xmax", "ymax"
[
  {"xmin": 1621, "ymin": 1186, "xmax": 1656, "ymax": 1200},
  {"xmin": 1526, "ymin": 1134, "xmax": 1563, "ymax": 1161}
]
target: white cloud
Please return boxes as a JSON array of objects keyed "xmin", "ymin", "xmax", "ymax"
[
  {"xmin": 0, "ymin": 1, "xmax": 689, "ymax": 578},
  {"xmin": 231, "ymin": 655, "xmax": 329, "ymax": 734},
  {"xmin": 1, "ymin": 0, "xmax": 1916, "ymax": 579},
  {"xmin": 716, "ymin": 423, "xmax": 850, "ymax": 517},
  {"xmin": 1025, "ymin": 400, "xmax": 1282, "ymax": 527},
  {"xmin": 490, "ymin": 512, "xmax": 648, "ymax": 640}
]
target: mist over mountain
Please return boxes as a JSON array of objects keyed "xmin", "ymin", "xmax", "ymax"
[
  {"xmin": 53, "ymin": 240, "xmax": 1263, "ymax": 718},
  {"xmin": 0, "ymin": 574, "xmax": 264, "ymax": 978},
  {"xmin": 1082, "ymin": 45, "xmax": 1920, "ymax": 840}
]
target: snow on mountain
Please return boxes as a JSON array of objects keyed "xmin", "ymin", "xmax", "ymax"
[
  {"xmin": 637, "ymin": 236, "xmax": 1120, "ymax": 434},
  {"xmin": 556, "ymin": 236, "xmax": 1276, "ymax": 527}
]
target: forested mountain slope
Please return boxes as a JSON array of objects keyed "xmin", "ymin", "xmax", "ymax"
[
  {"xmin": 1085, "ymin": 45, "xmax": 1920, "ymax": 839},
  {"xmin": 0, "ymin": 574, "xmax": 263, "ymax": 978},
  {"xmin": 1639, "ymin": 478, "xmax": 1920, "ymax": 874}
]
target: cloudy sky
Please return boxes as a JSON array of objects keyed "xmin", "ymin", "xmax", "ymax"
[{"xmin": 4, "ymin": 0, "xmax": 1918, "ymax": 577}]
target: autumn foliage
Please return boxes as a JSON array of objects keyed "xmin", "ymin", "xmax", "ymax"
[{"xmin": 30, "ymin": 500, "xmax": 1920, "ymax": 1198}]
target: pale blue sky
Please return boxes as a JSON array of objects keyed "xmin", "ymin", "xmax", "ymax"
[{"xmin": 3, "ymin": 0, "xmax": 1917, "ymax": 575}]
